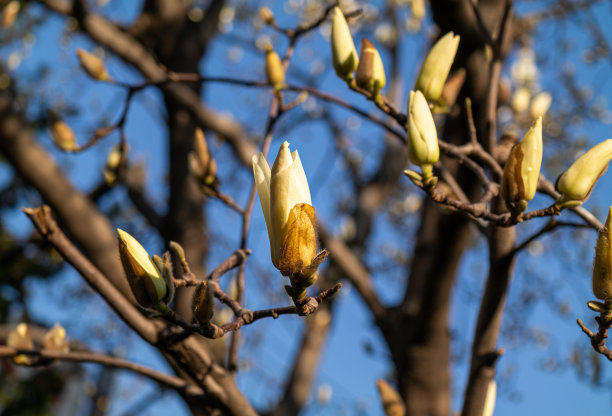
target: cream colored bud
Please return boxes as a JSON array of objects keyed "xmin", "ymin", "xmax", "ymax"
[
  {"xmin": 376, "ymin": 379, "xmax": 405, "ymax": 416},
  {"xmin": 414, "ymin": 32, "xmax": 460, "ymax": 102},
  {"xmin": 76, "ymin": 49, "xmax": 110, "ymax": 81},
  {"xmin": 2, "ymin": 1, "xmax": 20, "ymax": 29},
  {"xmin": 104, "ymin": 144, "xmax": 125, "ymax": 186},
  {"xmin": 42, "ymin": 324, "xmax": 69, "ymax": 353},
  {"xmin": 530, "ymin": 91, "xmax": 552, "ymax": 119},
  {"xmin": 192, "ymin": 281, "xmax": 215, "ymax": 325},
  {"xmin": 265, "ymin": 45, "xmax": 284, "ymax": 91},
  {"xmin": 253, "ymin": 141, "xmax": 326, "ymax": 286},
  {"xmin": 49, "ymin": 118, "xmax": 77, "ymax": 151},
  {"xmin": 355, "ymin": 39, "xmax": 386, "ymax": 96},
  {"xmin": 117, "ymin": 229, "xmax": 167, "ymax": 308},
  {"xmin": 259, "ymin": 6, "xmax": 275, "ymax": 24},
  {"xmin": 511, "ymin": 87, "xmax": 531, "ymax": 113},
  {"xmin": 555, "ymin": 139, "xmax": 612, "ymax": 205},
  {"xmin": 7, "ymin": 323, "xmax": 33, "ymax": 364},
  {"xmin": 330, "ymin": 6, "xmax": 359, "ymax": 81},
  {"xmin": 593, "ymin": 206, "xmax": 612, "ymax": 301},
  {"xmin": 407, "ymin": 90, "xmax": 439, "ymax": 169}
]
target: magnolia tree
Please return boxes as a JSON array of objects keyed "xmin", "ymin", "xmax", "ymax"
[{"xmin": 2, "ymin": 0, "xmax": 612, "ymax": 415}]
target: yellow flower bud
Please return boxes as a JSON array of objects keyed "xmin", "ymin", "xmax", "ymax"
[
  {"xmin": 76, "ymin": 49, "xmax": 110, "ymax": 81},
  {"xmin": 192, "ymin": 281, "xmax": 215, "ymax": 325},
  {"xmin": 259, "ymin": 6, "xmax": 275, "ymax": 24},
  {"xmin": 189, "ymin": 128, "xmax": 219, "ymax": 191},
  {"xmin": 7, "ymin": 323, "xmax": 33, "ymax": 364},
  {"xmin": 500, "ymin": 117, "xmax": 543, "ymax": 214},
  {"xmin": 376, "ymin": 379, "xmax": 405, "ymax": 416},
  {"xmin": 530, "ymin": 91, "xmax": 552, "ymax": 119},
  {"xmin": 253, "ymin": 142, "xmax": 326, "ymax": 288},
  {"xmin": 330, "ymin": 6, "xmax": 359, "ymax": 81},
  {"xmin": 48, "ymin": 111, "xmax": 77, "ymax": 152},
  {"xmin": 103, "ymin": 144, "xmax": 126, "ymax": 186},
  {"xmin": 407, "ymin": 90, "xmax": 439, "ymax": 172},
  {"xmin": 511, "ymin": 87, "xmax": 531, "ymax": 113},
  {"xmin": 555, "ymin": 139, "xmax": 612, "ymax": 205},
  {"xmin": 265, "ymin": 45, "xmax": 284, "ymax": 91},
  {"xmin": 117, "ymin": 228, "xmax": 167, "ymax": 308},
  {"xmin": 355, "ymin": 39, "xmax": 386, "ymax": 97},
  {"xmin": 593, "ymin": 206, "xmax": 612, "ymax": 301},
  {"xmin": 2, "ymin": 1, "xmax": 20, "ymax": 29},
  {"xmin": 414, "ymin": 32, "xmax": 460, "ymax": 102},
  {"xmin": 42, "ymin": 324, "xmax": 69, "ymax": 353}
]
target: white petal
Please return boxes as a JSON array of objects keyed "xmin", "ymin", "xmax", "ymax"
[{"xmin": 253, "ymin": 153, "xmax": 277, "ymax": 264}]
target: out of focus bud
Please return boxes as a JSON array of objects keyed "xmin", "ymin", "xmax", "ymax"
[
  {"xmin": 192, "ymin": 281, "xmax": 215, "ymax": 325},
  {"xmin": 189, "ymin": 128, "xmax": 219, "ymax": 193},
  {"xmin": 117, "ymin": 229, "xmax": 167, "ymax": 308},
  {"xmin": 407, "ymin": 90, "xmax": 439, "ymax": 179},
  {"xmin": 593, "ymin": 206, "xmax": 612, "ymax": 301},
  {"xmin": 103, "ymin": 144, "xmax": 126, "ymax": 186},
  {"xmin": 414, "ymin": 32, "xmax": 460, "ymax": 102},
  {"xmin": 376, "ymin": 379, "xmax": 405, "ymax": 416},
  {"xmin": 482, "ymin": 380, "xmax": 497, "ymax": 416},
  {"xmin": 265, "ymin": 44, "xmax": 284, "ymax": 92},
  {"xmin": 259, "ymin": 6, "xmax": 275, "ymax": 24},
  {"xmin": 330, "ymin": 6, "xmax": 359, "ymax": 81},
  {"xmin": 7, "ymin": 323, "xmax": 33, "ymax": 364},
  {"xmin": 2, "ymin": 1, "xmax": 20, "ymax": 29},
  {"xmin": 76, "ymin": 49, "xmax": 110, "ymax": 81},
  {"xmin": 48, "ymin": 111, "xmax": 77, "ymax": 151},
  {"xmin": 355, "ymin": 39, "xmax": 386, "ymax": 98},
  {"xmin": 530, "ymin": 91, "xmax": 552, "ymax": 119},
  {"xmin": 500, "ymin": 117, "xmax": 543, "ymax": 215},
  {"xmin": 555, "ymin": 139, "xmax": 612, "ymax": 207},
  {"xmin": 42, "ymin": 324, "xmax": 69, "ymax": 353},
  {"xmin": 511, "ymin": 87, "xmax": 531, "ymax": 113}
]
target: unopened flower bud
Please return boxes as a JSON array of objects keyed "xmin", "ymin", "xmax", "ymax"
[
  {"xmin": 48, "ymin": 111, "xmax": 77, "ymax": 151},
  {"xmin": 407, "ymin": 90, "xmax": 439, "ymax": 177},
  {"xmin": 593, "ymin": 206, "xmax": 612, "ymax": 301},
  {"xmin": 265, "ymin": 45, "xmax": 284, "ymax": 92},
  {"xmin": 511, "ymin": 87, "xmax": 531, "ymax": 113},
  {"xmin": 530, "ymin": 91, "xmax": 552, "ymax": 119},
  {"xmin": 501, "ymin": 117, "xmax": 543, "ymax": 215},
  {"xmin": 103, "ymin": 144, "xmax": 126, "ymax": 186},
  {"xmin": 76, "ymin": 49, "xmax": 110, "ymax": 81},
  {"xmin": 355, "ymin": 39, "xmax": 386, "ymax": 97},
  {"xmin": 330, "ymin": 6, "xmax": 359, "ymax": 81},
  {"xmin": 189, "ymin": 128, "xmax": 219, "ymax": 192},
  {"xmin": 192, "ymin": 281, "xmax": 214, "ymax": 325},
  {"xmin": 117, "ymin": 229, "xmax": 167, "ymax": 308},
  {"xmin": 414, "ymin": 32, "xmax": 460, "ymax": 102},
  {"xmin": 7, "ymin": 323, "xmax": 33, "ymax": 364},
  {"xmin": 42, "ymin": 324, "xmax": 69, "ymax": 353},
  {"xmin": 555, "ymin": 139, "xmax": 612, "ymax": 206},
  {"xmin": 376, "ymin": 379, "xmax": 405, "ymax": 416},
  {"xmin": 2, "ymin": 1, "xmax": 20, "ymax": 29},
  {"xmin": 259, "ymin": 6, "xmax": 275, "ymax": 24}
]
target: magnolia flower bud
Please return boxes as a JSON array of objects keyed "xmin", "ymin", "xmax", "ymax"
[
  {"xmin": 407, "ymin": 90, "xmax": 439, "ymax": 176},
  {"xmin": 376, "ymin": 379, "xmax": 405, "ymax": 416},
  {"xmin": 103, "ymin": 144, "xmax": 126, "ymax": 186},
  {"xmin": 192, "ymin": 281, "xmax": 214, "ymax": 325},
  {"xmin": 501, "ymin": 117, "xmax": 543, "ymax": 215},
  {"xmin": 530, "ymin": 91, "xmax": 552, "ymax": 119},
  {"xmin": 2, "ymin": 1, "xmax": 20, "ymax": 29},
  {"xmin": 117, "ymin": 228, "xmax": 167, "ymax": 308},
  {"xmin": 265, "ymin": 45, "xmax": 284, "ymax": 91},
  {"xmin": 42, "ymin": 324, "xmax": 69, "ymax": 353},
  {"xmin": 593, "ymin": 206, "xmax": 612, "ymax": 301},
  {"xmin": 253, "ymin": 141, "xmax": 327, "ymax": 291},
  {"xmin": 189, "ymin": 128, "xmax": 218, "ymax": 191},
  {"xmin": 48, "ymin": 111, "xmax": 77, "ymax": 151},
  {"xmin": 259, "ymin": 6, "xmax": 275, "ymax": 24},
  {"xmin": 330, "ymin": 6, "xmax": 359, "ymax": 81},
  {"xmin": 7, "ymin": 323, "xmax": 33, "ymax": 364},
  {"xmin": 555, "ymin": 139, "xmax": 612, "ymax": 206},
  {"xmin": 414, "ymin": 32, "xmax": 460, "ymax": 102},
  {"xmin": 76, "ymin": 49, "xmax": 110, "ymax": 81},
  {"xmin": 511, "ymin": 87, "xmax": 531, "ymax": 113},
  {"xmin": 355, "ymin": 39, "xmax": 386, "ymax": 97}
]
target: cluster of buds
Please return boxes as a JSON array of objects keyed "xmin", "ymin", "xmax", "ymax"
[
  {"xmin": 188, "ymin": 128, "xmax": 219, "ymax": 195},
  {"xmin": 405, "ymin": 90, "xmax": 440, "ymax": 183},
  {"xmin": 47, "ymin": 110, "xmax": 78, "ymax": 151},
  {"xmin": 253, "ymin": 141, "xmax": 328, "ymax": 301},
  {"xmin": 414, "ymin": 32, "xmax": 460, "ymax": 104},
  {"xmin": 7, "ymin": 323, "xmax": 69, "ymax": 365},
  {"xmin": 500, "ymin": 117, "xmax": 543, "ymax": 216},
  {"xmin": 265, "ymin": 44, "xmax": 284, "ymax": 92},
  {"xmin": 117, "ymin": 229, "xmax": 174, "ymax": 310},
  {"xmin": 76, "ymin": 49, "xmax": 110, "ymax": 82}
]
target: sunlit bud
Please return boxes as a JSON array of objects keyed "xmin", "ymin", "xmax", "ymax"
[
  {"xmin": 482, "ymin": 380, "xmax": 497, "ymax": 416},
  {"xmin": 265, "ymin": 45, "xmax": 284, "ymax": 91},
  {"xmin": 103, "ymin": 144, "xmax": 126, "ymax": 186},
  {"xmin": 189, "ymin": 128, "xmax": 218, "ymax": 190},
  {"xmin": 530, "ymin": 91, "xmax": 552, "ymax": 119},
  {"xmin": 192, "ymin": 281, "xmax": 215, "ymax": 325},
  {"xmin": 407, "ymin": 90, "xmax": 439, "ymax": 177},
  {"xmin": 117, "ymin": 229, "xmax": 167, "ymax": 308},
  {"xmin": 593, "ymin": 206, "xmax": 612, "ymax": 301},
  {"xmin": 76, "ymin": 49, "xmax": 110, "ymax": 81},
  {"xmin": 42, "ymin": 324, "xmax": 69, "ymax": 353},
  {"xmin": 7, "ymin": 323, "xmax": 33, "ymax": 364},
  {"xmin": 555, "ymin": 139, "xmax": 612, "ymax": 206},
  {"xmin": 2, "ymin": 1, "xmax": 20, "ymax": 29},
  {"xmin": 259, "ymin": 6, "xmax": 275, "ymax": 24},
  {"xmin": 376, "ymin": 379, "xmax": 405, "ymax": 416},
  {"xmin": 330, "ymin": 6, "xmax": 359, "ymax": 81},
  {"xmin": 48, "ymin": 111, "xmax": 77, "ymax": 151},
  {"xmin": 501, "ymin": 117, "xmax": 543, "ymax": 215},
  {"xmin": 253, "ymin": 141, "xmax": 327, "ymax": 290},
  {"xmin": 511, "ymin": 87, "xmax": 531, "ymax": 113},
  {"xmin": 414, "ymin": 32, "xmax": 460, "ymax": 102},
  {"xmin": 355, "ymin": 39, "xmax": 386, "ymax": 97}
]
